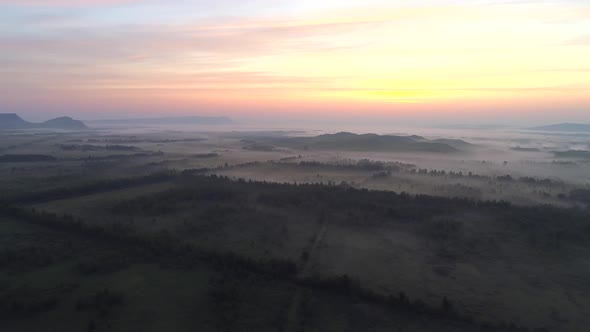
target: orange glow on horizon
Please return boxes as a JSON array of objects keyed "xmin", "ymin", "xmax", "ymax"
[{"xmin": 1, "ymin": 0, "xmax": 589, "ymax": 122}]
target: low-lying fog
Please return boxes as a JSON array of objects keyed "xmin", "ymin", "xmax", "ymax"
[{"xmin": 124, "ymin": 122, "xmax": 589, "ymax": 184}]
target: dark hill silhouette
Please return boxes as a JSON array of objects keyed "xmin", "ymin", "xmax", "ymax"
[
  {"xmin": 0, "ymin": 113, "xmax": 31, "ymax": 129},
  {"xmin": 431, "ymin": 138, "xmax": 473, "ymax": 149},
  {"xmin": 40, "ymin": 116, "xmax": 87, "ymax": 130},
  {"xmin": 0, "ymin": 113, "xmax": 88, "ymax": 130},
  {"xmin": 251, "ymin": 132, "xmax": 468, "ymax": 153}
]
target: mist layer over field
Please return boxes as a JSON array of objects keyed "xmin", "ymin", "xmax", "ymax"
[{"xmin": 1, "ymin": 120, "xmax": 590, "ymax": 332}]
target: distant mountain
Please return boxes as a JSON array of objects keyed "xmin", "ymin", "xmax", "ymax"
[
  {"xmin": 87, "ymin": 116, "xmax": 233, "ymax": 126},
  {"xmin": 0, "ymin": 113, "xmax": 88, "ymax": 130},
  {"xmin": 39, "ymin": 116, "xmax": 87, "ymax": 130},
  {"xmin": 0, "ymin": 113, "xmax": 31, "ymax": 129},
  {"xmin": 251, "ymin": 132, "xmax": 468, "ymax": 153},
  {"xmin": 528, "ymin": 123, "xmax": 590, "ymax": 132}
]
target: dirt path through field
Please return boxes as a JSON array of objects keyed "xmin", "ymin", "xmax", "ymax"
[{"xmin": 284, "ymin": 223, "xmax": 328, "ymax": 332}]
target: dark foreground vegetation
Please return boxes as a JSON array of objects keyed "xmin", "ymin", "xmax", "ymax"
[
  {"xmin": 1, "ymin": 128, "xmax": 589, "ymax": 332},
  {"xmin": 0, "ymin": 154, "xmax": 57, "ymax": 162},
  {"xmin": 2, "ymin": 171, "xmax": 589, "ymax": 331}
]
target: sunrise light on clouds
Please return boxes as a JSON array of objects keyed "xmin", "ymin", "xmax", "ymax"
[{"xmin": 1, "ymin": 0, "xmax": 589, "ymax": 123}]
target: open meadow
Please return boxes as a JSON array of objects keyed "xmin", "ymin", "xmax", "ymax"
[{"xmin": 2, "ymin": 126, "xmax": 590, "ymax": 331}]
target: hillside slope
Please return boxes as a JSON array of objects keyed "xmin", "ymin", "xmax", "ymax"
[
  {"xmin": 249, "ymin": 132, "xmax": 469, "ymax": 153},
  {"xmin": 0, "ymin": 113, "xmax": 88, "ymax": 130}
]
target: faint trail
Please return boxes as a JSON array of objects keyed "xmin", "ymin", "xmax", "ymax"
[
  {"xmin": 301, "ymin": 224, "xmax": 328, "ymax": 276},
  {"xmin": 284, "ymin": 223, "xmax": 328, "ymax": 332}
]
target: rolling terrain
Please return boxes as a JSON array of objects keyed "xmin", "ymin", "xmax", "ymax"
[
  {"xmin": 0, "ymin": 114, "xmax": 88, "ymax": 130},
  {"xmin": 0, "ymin": 127, "xmax": 589, "ymax": 332},
  {"xmin": 243, "ymin": 132, "xmax": 471, "ymax": 153}
]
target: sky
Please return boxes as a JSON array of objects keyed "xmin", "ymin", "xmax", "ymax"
[{"xmin": 1, "ymin": 0, "xmax": 589, "ymax": 125}]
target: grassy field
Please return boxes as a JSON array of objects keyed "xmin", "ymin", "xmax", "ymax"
[
  {"xmin": 0, "ymin": 217, "xmax": 291, "ymax": 332},
  {"xmin": 1, "ymin": 212, "xmax": 507, "ymax": 332},
  {"xmin": 2, "ymin": 129, "xmax": 590, "ymax": 331},
  {"xmin": 6, "ymin": 174, "xmax": 587, "ymax": 331}
]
